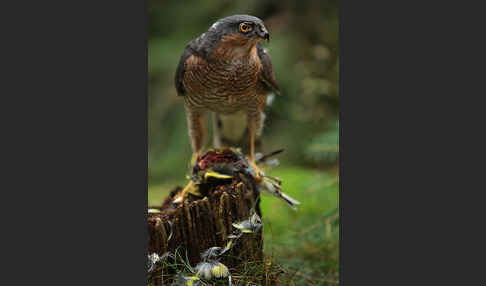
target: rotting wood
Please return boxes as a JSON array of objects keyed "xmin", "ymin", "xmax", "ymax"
[{"xmin": 147, "ymin": 152, "xmax": 264, "ymax": 285}]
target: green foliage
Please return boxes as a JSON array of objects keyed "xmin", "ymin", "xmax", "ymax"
[
  {"xmin": 305, "ymin": 120, "xmax": 339, "ymax": 165},
  {"xmin": 262, "ymin": 166, "xmax": 339, "ymax": 285}
]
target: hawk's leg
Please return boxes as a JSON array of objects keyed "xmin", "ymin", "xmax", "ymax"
[
  {"xmin": 248, "ymin": 110, "xmax": 265, "ymax": 182},
  {"xmin": 185, "ymin": 107, "xmax": 207, "ymax": 158},
  {"xmin": 212, "ymin": 112, "xmax": 222, "ymax": 148},
  {"xmin": 175, "ymin": 107, "xmax": 207, "ymax": 204}
]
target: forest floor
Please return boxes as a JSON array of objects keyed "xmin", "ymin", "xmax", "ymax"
[{"xmin": 148, "ymin": 165, "xmax": 339, "ymax": 286}]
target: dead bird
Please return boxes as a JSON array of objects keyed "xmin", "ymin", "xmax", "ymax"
[{"xmin": 174, "ymin": 148, "xmax": 301, "ymax": 211}]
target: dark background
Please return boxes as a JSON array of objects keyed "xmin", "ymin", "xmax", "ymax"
[{"xmin": 4, "ymin": 0, "xmax": 473, "ymax": 285}]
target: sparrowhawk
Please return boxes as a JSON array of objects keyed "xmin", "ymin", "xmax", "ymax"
[{"xmin": 174, "ymin": 15, "xmax": 280, "ymax": 198}]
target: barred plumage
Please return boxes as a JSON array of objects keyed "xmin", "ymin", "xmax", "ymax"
[{"xmin": 182, "ymin": 45, "xmax": 265, "ymax": 115}]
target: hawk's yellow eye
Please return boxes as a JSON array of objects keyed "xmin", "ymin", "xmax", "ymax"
[{"xmin": 239, "ymin": 23, "xmax": 250, "ymax": 33}]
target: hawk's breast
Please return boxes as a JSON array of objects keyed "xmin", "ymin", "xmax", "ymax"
[{"xmin": 183, "ymin": 45, "xmax": 264, "ymax": 114}]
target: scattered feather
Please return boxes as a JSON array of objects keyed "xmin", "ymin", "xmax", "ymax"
[
  {"xmin": 258, "ymin": 178, "xmax": 301, "ymax": 210},
  {"xmin": 147, "ymin": 252, "xmax": 172, "ymax": 273},
  {"xmin": 173, "ymin": 273, "xmax": 200, "ymax": 286},
  {"xmin": 195, "ymin": 261, "xmax": 230, "ymax": 280},
  {"xmin": 200, "ymin": 247, "xmax": 223, "ymax": 260},
  {"xmin": 167, "ymin": 221, "xmax": 174, "ymax": 242},
  {"xmin": 232, "ymin": 212, "xmax": 263, "ymax": 233},
  {"xmin": 220, "ymin": 239, "xmax": 233, "ymax": 255},
  {"xmin": 211, "ymin": 262, "xmax": 229, "ymax": 278}
]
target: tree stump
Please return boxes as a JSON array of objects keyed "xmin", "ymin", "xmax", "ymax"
[{"xmin": 147, "ymin": 149, "xmax": 264, "ymax": 285}]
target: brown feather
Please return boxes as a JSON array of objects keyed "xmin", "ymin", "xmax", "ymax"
[{"xmin": 182, "ymin": 33, "xmax": 265, "ymax": 115}]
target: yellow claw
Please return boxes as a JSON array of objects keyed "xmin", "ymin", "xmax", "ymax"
[
  {"xmin": 173, "ymin": 181, "xmax": 195, "ymax": 204},
  {"xmin": 187, "ymin": 185, "xmax": 202, "ymax": 197},
  {"xmin": 250, "ymin": 160, "xmax": 262, "ymax": 182}
]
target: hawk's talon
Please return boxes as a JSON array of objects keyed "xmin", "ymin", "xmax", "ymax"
[
  {"xmin": 173, "ymin": 180, "xmax": 195, "ymax": 205},
  {"xmin": 249, "ymin": 160, "xmax": 263, "ymax": 183}
]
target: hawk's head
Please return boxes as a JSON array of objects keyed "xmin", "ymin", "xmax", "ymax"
[
  {"xmin": 191, "ymin": 15, "xmax": 271, "ymax": 60},
  {"xmin": 209, "ymin": 14, "xmax": 270, "ymax": 43}
]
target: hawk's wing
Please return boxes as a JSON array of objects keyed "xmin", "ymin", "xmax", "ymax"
[
  {"xmin": 174, "ymin": 44, "xmax": 194, "ymax": 96},
  {"xmin": 175, "ymin": 33, "xmax": 215, "ymax": 96},
  {"xmin": 257, "ymin": 43, "xmax": 280, "ymax": 95}
]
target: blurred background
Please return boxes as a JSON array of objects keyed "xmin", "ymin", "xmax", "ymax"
[{"xmin": 149, "ymin": 0, "xmax": 339, "ymax": 284}]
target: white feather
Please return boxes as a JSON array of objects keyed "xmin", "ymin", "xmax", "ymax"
[{"xmin": 218, "ymin": 111, "xmax": 248, "ymax": 142}]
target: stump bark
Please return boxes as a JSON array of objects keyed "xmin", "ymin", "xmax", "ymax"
[{"xmin": 148, "ymin": 168, "xmax": 263, "ymax": 285}]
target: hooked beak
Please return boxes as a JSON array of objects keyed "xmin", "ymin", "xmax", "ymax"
[
  {"xmin": 263, "ymin": 32, "xmax": 270, "ymax": 42},
  {"xmin": 258, "ymin": 25, "xmax": 270, "ymax": 42}
]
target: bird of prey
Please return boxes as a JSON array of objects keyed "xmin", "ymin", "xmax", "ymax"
[{"xmin": 174, "ymin": 14, "xmax": 280, "ymax": 199}]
